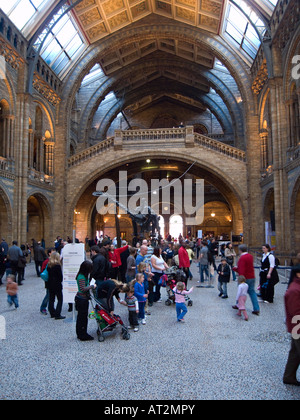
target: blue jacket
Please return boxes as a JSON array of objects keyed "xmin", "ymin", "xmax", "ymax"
[{"xmin": 134, "ymin": 282, "xmax": 146, "ymax": 302}]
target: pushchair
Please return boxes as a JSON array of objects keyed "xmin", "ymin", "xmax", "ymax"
[
  {"xmin": 89, "ymin": 290, "xmax": 130, "ymax": 342},
  {"xmin": 164, "ymin": 267, "xmax": 193, "ymax": 307}
]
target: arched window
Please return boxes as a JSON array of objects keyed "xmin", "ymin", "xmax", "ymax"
[
  {"xmin": 291, "ymin": 85, "xmax": 300, "ymax": 148},
  {"xmin": 169, "ymin": 215, "xmax": 183, "ymax": 240},
  {"xmin": 0, "ymin": 100, "xmax": 12, "ymax": 159},
  {"xmin": 158, "ymin": 215, "xmax": 165, "ymax": 238},
  {"xmin": 33, "ymin": 106, "xmax": 43, "ymax": 170}
]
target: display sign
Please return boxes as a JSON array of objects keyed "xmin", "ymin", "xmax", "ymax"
[{"xmin": 62, "ymin": 243, "xmax": 85, "ymax": 303}]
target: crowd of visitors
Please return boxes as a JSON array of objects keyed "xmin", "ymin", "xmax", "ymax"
[{"xmin": 0, "ymin": 234, "xmax": 300, "ymax": 386}]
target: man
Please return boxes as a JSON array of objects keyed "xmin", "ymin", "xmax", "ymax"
[
  {"xmin": 141, "ymin": 239, "xmax": 153, "ymax": 261},
  {"xmin": 33, "ymin": 241, "xmax": 47, "ymax": 277},
  {"xmin": 90, "ymin": 245, "xmax": 111, "ymax": 290},
  {"xmin": 0, "ymin": 238, "xmax": 8, "ymax": 257},
  {"xmin": 283, "ymin": 265, "xmax": 300, "ymax": 386},
  {"xmin": 289, "ymin": 252, "xmax": 300, "ymax": 288},
  {"xmin": 178, "ymin": 241, "xmax": 190, "ymax": 287},
  {"xmin": 7, "ymin": 241, "xmax": 23, "ymax": 285},
  {"xmin": 136, "ymin": 245, "xmax": 154, "ymax": 306},
  {"xmin": 197, "ymin": 241, "xmax": 209, "ymax": 287},
  {"xmin": 233, "ymin": 244, "xmax": 260, "ymax": 315},
  {"xmin": 208, "ymin": 237, "xmax": 218, "ymax": 271}
]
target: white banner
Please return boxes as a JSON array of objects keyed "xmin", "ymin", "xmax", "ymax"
[{"xmin": 62, "ymin": 243, "xmax": 85, "ymax": 303}]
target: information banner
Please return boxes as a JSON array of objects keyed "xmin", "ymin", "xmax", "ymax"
[{"xmin": 63, "ymin": 243, "xmax": 85, "ymax": 303}]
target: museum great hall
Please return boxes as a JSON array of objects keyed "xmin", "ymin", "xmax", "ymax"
[{"xmin": 0, "ymin": 0, "xmax": 299, "ymax": 255}]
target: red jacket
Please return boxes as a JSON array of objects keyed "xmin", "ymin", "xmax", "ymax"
[
  {"xmin": 178, "ymin": 246, "xmax": 190, "ymax": 268},
  {"xmin": 108, "ymin": 245, "xmax": 128, "ymax": 268},
  {"xmin": 285, "ymin": 278, "xmax": 300, "ymax": 334},
  {"xmin": 233, "ymin": 253, "xmax": 255, "ymax": 280}
]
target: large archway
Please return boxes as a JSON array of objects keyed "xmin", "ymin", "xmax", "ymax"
[
  {"xmin": 263, "ymin": 188, "xmax": 276, "ymax": 247},
  {"xmin": 290, "ymin": 177, "xmax": 300, "ymax": 253},
  {"xmin": 68, "ymin": 155, "xmax": 246, "ymax": 245},
  {"xmin": 27, "ymin": 193, "xmax": 52, "ymax": 247},
  {"xmin": 0, "ymin": 187, "xmax": 12, "ymax": 244}
]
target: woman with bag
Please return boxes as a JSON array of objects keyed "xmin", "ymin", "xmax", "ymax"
[
  {"xmin": 259, "ymin": 244, "xmax": 279, "ymax": 304},
  {"xmin": 75, "ymin": 260, "xmax": 95, "ymax": 341},
  {"xmin": 47, "ymin": 252, "xmax": 65, "ymax": 320},
  {"xmin": 225, "ymin": 243, "xmax": 237, "ymax": 281},
  {"xmin": 151, "ymin": 247, "xmax": 169, "ymax": 303}
]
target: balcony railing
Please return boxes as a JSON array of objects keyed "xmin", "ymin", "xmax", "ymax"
[
  {"xmin": 287, "ymin": 145, "xmax": 300, "ymax": 163},
  {"xmin": 0, "ymin": 157, "xmax": 14, "ymax": 177},
  {"xmin": 194, "ymin": 133, "xmax": 246, "ymax": 162},
  {"xmin": 68, "ymin": 127, "xmax": 247, "ymax": 168}
]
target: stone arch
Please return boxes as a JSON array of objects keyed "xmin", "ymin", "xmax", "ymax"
[
  {"xmin": 283, "ymin": 24, "xmax": 300, "ymax": 101},
  {"xmin": 0, "ymin": 184, "xmax": 13, "ymax": 244},
  {"xmin": 67, "ymin": 150, "xmax": 246, "ymax": 243},
  {"xmin": 263, "ymin": 187, "xmax": 275, "ymax": 221},
  {"xmin": 60, "ymin": 23, "xmax": 254, "ymax": 153},
  {"xmin": 290, "ymin": 176, "xmax": 300, "ymax": 252},
  {"xmin": 27, "ymin": 192, "xmax": 53, "ymax": 246},
  {"xmin": 77, "ymin": 59, "xmax": 239, "ymax": 145}
]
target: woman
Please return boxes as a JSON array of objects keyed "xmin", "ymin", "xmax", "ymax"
[
  {"xmin": 97, "ymin": 278, "xmax": 125, "ymax": 315},
  {"xmin": 47, "ymin": 252, "xmax": 65, "ymax": 320},
  {"xmin": 259, "ymin": 244, "xmax": 279, "ymax": 303},
  {"xmin": 108, "ymin": 243, "xmax": 129, "ymax": 280},
  {"xmin": 75, "ymin": 260, "xmax": 95, "ymax": 341},
  {"xmin": 151, "ymin": 247, "xmax": 169, "ymax": 303},
  {"xmin": 125, "ymin": 247, "xmax": 137, "ymax": 283},
  {"xmin": 225, "ymin": 242, "xmax": 237, "ymax": 281}
]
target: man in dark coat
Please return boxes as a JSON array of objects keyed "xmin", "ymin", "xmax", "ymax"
[
  {"xmin": 283, "ymin": 265, "xmax": 300, "ymax": 386},
  {"xmin": 90, "ymin": 245, "xmax": 111, "ymax": 289},
  {"xmin": 33, "ymin": 240, "xmax": 47, "ymax": 277}
]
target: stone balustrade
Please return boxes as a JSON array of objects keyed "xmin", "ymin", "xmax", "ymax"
[
  {"xmin": 287, "ymin": 145, "xmax": 300, "ymax": 162},
  {"xmin": 194, "ymin": 133, "xmax": 246, "ymax": 162},
  {"xmin": 68, "ymin": 138, "xmax": 115, "ymax": 168},
  {"xmin": 68, "ymin": 127, "xmax": 247, "ymax": 168}
]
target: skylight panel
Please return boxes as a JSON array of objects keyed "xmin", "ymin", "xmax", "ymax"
[
  {"xmin": 1, "ymin": 0, "xmax": 47, "ymax": 31},
  {"xmin": 224, "ymin": 1, "xmax": 266, "ymax": 61},
  {"xmin": 81, "ymin": 64, "xmax": 104, "ymax": 86},
  {"xmin": 35, "ymin": 7, "xmax": 87, "ymax": 77}
]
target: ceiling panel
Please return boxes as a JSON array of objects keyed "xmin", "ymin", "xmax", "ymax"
[{"xmin": 73, "ymin": 0, "xmax": 225, "ymax": 43}]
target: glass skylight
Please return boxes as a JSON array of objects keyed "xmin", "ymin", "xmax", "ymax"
[
  {"xmin": 34, "ymin": 6, "xmax": 86, "ymax": 76},
  {"xmin": 1, "ymin": 0, "xmax": 46, "ymax": 31},
  {"xmin": 224, "ymin": 0, "xmax": 266, "ymax": 60},
  {"xmin": 81, "ymin": 64, "xmax": 104, "ymax": 86}
]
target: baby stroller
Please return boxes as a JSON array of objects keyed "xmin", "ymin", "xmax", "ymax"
[
  {"xmin": 89, "ymin": 290, "xmax": 130, "ymax": 343},
  {"xmin": 164, "ymin": 267, "xmax": 193, "ymax": 307}
]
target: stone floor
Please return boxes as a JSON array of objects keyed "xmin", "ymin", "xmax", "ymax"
[{"xmin": 0, "ymin": 261, "xmax": 299, "ymax": 401}]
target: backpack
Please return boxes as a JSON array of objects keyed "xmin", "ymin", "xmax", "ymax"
[{"xmin": 158, "ymin": 274, "xmax": 168, "ymax": 287}]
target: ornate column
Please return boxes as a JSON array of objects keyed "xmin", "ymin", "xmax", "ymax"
[
  {"xmin": 268, "ymin": 77, "xmax": 290, "ymax": 252},
  {"xmin": 28, "ymin": 128, "xmax": 34, "ymax": 167},
  {"xmin": 44, "ymin": 140, "xmax": 55, "ymax": 176},
  {"xmin": 260, "ymin": 129, "xmax": 268, "ymax": 170}
]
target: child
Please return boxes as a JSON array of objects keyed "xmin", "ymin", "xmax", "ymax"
[
  {"xmin": 133, "ymin": 273, "xmax": 148, "ymax": 325},
  {"xmin": 217, "ymin": 257, "xmax": 231, "ymax": 299},
  {"xmin": 173, "ymin": 282, "xmax": 194, "ymax": 323},
  {"xmin": 124, "ymin": 285, "xmax": 139, "ymax": 332},
  {"xmin": 138, "ymin": 262, "xmax": 151, "ymax": 316},
  {"xmin": 235, "ymin": 276, "xmax": 249, "ymax": 321},
  {"xmin": 6, "ymin": 274, "xmax": 19, "ymax": 309}
]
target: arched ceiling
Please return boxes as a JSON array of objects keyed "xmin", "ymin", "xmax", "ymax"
[
  {"xmin": 73, "ymin": 0, "xmax": 225, "ymax": 43},
  {"xmin": 44, "ymin": 0, "xmax": 275, "ymax": 149}
]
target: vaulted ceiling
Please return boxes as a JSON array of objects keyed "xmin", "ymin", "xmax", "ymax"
[
  {"xmin": 73, "ymin": 0, "xmax": 224, "ymax": 43},
  {"xmin": 62, "ymin": 0, "xmax": 273, "ymax": 149}
]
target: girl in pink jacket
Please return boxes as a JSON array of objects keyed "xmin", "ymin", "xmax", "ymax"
[{"xmin": 173, "ymin": 282, "xmax": 194, "ymax": 323}]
